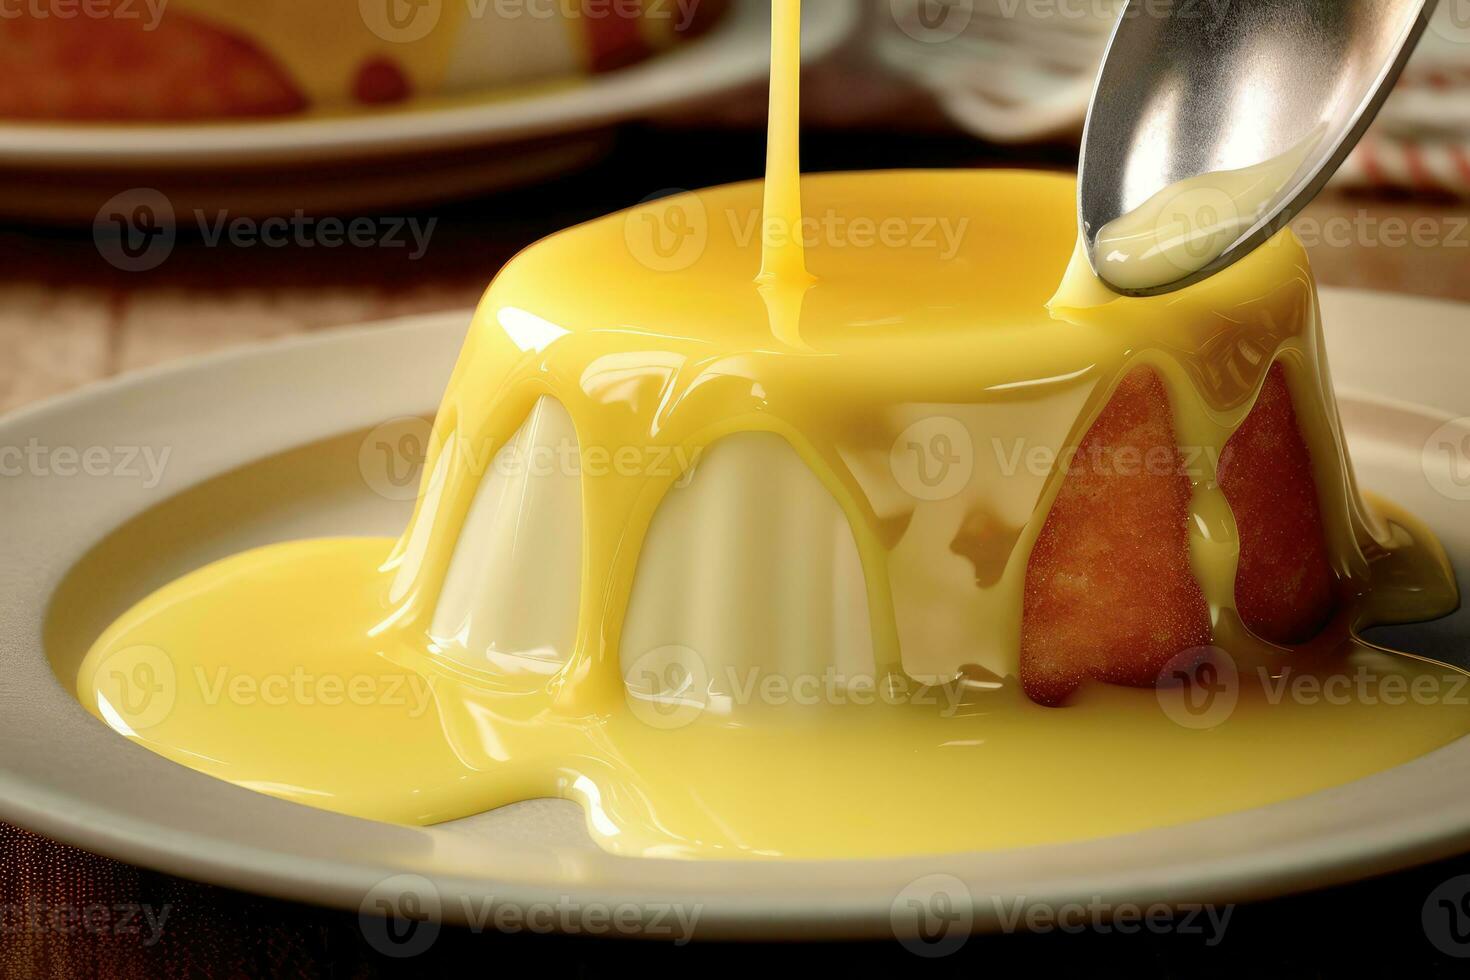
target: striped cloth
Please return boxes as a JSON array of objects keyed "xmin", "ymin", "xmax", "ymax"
[{"xmin": 1334, "ymin": 17, "xmax": 1470, "ymax": 199}]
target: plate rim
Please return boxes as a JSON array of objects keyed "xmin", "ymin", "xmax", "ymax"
[
  {"xmin": 3, "ymin": 286, "xmax": 1470, "ymax": 941},
  {"xmin": 0, "ymin": 1, "xmax": 857, "ymax": 170}
]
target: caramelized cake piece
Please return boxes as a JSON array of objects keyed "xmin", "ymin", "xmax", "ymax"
[
  {"xmin": 1019, "ymin": 367, "xmax": 1211, "ymax": 705},
  {"xmin": 1020, "ymin": 363, "xmax": 1338, "ymax": 705},
  {"xmin": 1219, "ymin": 364, "xmax": 1338, "ymax": 643},
  {"xmin": 0, "ymin": 14, "xmax": 305, "ymax": 120}
]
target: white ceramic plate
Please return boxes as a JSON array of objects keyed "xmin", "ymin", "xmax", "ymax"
[{"xmin": 3, "ymin": 288, "xmax": 1470, "ymax": 941}]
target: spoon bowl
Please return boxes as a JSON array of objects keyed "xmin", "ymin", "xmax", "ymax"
[{"xmin": 1080, "ymin": 0, "xmax": 1439, "ymax": 296}]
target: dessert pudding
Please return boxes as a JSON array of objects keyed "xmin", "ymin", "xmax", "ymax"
[
  {"xmin": 74, "ymin": 2, "xmax": 1469, "ymax": 860},
  {"xmin": 0, "ymin": 0, "xmax": 728, "ymax": 120}
]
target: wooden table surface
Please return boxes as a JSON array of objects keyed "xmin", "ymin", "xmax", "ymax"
[{"xmin": 3, "ymin": 126, "xmax": 1470, "ymax": 978}]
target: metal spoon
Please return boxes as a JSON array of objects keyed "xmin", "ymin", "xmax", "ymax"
[{"xmin": 1079, "ymin": 0, "xmax": 1439, "ymax": 297}]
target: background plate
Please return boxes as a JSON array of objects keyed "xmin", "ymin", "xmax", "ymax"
[
  {"xmin": 0, "ymin": 0, "xmax": 858, "ymax": 221},
  {"xmin": 0, "ymin": 1, "xmax": 856, "ymax": 170}
]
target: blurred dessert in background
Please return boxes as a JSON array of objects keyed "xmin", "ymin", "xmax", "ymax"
[{"xmin": 0, "ymin": 0, "xmax": 730, "ymax": 121}]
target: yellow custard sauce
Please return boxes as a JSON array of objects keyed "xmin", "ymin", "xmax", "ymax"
[
  {"xmin": 75, "ymin": 2, "xmax": 1470, "ymax": 861},
  {"xmin": 1090, "ymin": 127, "xmax": 1326, "ymax": 293}
]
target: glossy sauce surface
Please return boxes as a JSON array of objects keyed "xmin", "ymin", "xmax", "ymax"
[
  {"xmin": 76, "ymin": 3, "xmax": 1469, "ymax": 860},
  {"xmin": 1091, "ymin": 128, "xmax": 1324, "ymax": 292}
]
